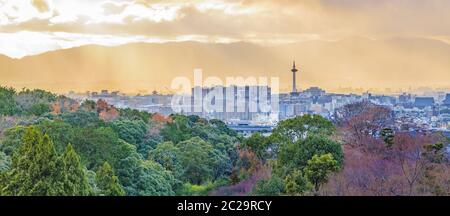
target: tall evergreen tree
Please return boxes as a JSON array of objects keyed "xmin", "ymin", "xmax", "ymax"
[
  {"xmin": 1, "ymin": 127, "xmax": 64, "ymax": 195},
  {"xmin": 61, "ymin": 144, "xmax": 92, "ymax": 196},
  {"xmin": 96, "ymin": 162, "xmax": 125, "ymax": 196},
  {"xmin": 1, "ymin": 127, "xmax": 92, "ymax": 195}
]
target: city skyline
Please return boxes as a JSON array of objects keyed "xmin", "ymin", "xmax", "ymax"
[{"xmin": 2, "ymin": 0, "xmax": 450, "ymax": 200}]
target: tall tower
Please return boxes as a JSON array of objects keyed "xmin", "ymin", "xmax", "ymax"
[{"xmin": 291, "ymin": 61, "xmax": 298, "ymax": 93}]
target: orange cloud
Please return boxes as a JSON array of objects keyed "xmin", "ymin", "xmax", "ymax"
[{"xmin": 31, "ymin": 0, "xmax": 50, "ymax": 13}]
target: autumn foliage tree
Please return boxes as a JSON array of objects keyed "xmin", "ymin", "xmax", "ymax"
[
  {"xmin": 325, "ymin": 101, "xmax": 447, "ymax": 196},
  {"xmin": 96, "ymin": 99, "xmax": 119, "ymax": 121},
  {"xmin": 51, "ymin": 96, "xmax": 80, "ymax": 114},
  {"xmin": 335, "ymin": 101, "xmax": 394, "ymax": 146}
]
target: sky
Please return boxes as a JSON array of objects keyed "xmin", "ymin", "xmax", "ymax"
[{"xmin": 1, "ymin": 0, "xmax": 450, "ymax": 93}]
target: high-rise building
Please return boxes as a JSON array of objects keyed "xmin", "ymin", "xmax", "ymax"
[{"xmin": 187, "ymin": 85, "xmax": 272, "ymax": 121}]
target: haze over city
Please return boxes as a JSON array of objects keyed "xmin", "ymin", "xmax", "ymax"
[
  {"xmin": 1, "ymin": 0, "xmax": 450, "ymax": 93},
  {"xmin": 2, "ymin": 0, "xmax": 450, "ymax": 200}
]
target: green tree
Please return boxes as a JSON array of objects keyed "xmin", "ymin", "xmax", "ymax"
[
  {"xmin": 112, "ymin": 143, "xmax": 177, "ymax": 197},
  {"xmin": 116, "ymin": 155, "xmax": 175, "ymax": 196},
  {"xmin": 1, "ymin": 127, "xmax": 64, "ymax": 195},
  {"xmin": 253, "ymin": 176, "xmax": 284, "ymax": 196},
  {"xmin": 210, "ymin": 148, "xmax": 232, "ymax": 180},
  {"xmin": 36, "ymin": 119, "xmax": 76, "ymax": 153},
  {"xmin": 0, "ymin": 151, "xmax": 11, "ymax": 173},
  {"xmin": 271, "ymin": 114, "xmax": 335, "ymax": 144},
  {"xmin": 284, "ymin": 169, "xmax": 312, "ymax": 195},
  {"xmin": 381, "ymin": 128, "xmax": 395, "ymax": 147},
  {"xmin": 1, "ymin": 128, "xmax": 94, "ymax": 195},
  {"xmin": 161, "ymin": 114, "xmax": 193, "ymax": 144},
  {"xmin": 15, "ymin": 89, "xmax": 56, "ymax": 116},
  {"xmin": 177, "ymin": 137, "xmax": 214, "ymax": 184},
  {"xmin": 150, "ymin": 141, "xmax": 182, "ymax": 176},
  {"xmin": 109, "ymin": 119, "xmax": 148, "ymax": 146},
  {"xmin": 60, "ymin": 110, "xmax": 102, "ymax": 127},
  {"xmin": 118, "ymin": 108, "xmax": 152, "ymax": 123},
  {"xmin": 0, "ymin": 126, "xmax": 27, "ymax": 155},
  {"xmin": 209, "ymin": 119, "xmax": 238, "ymax": 137},
  {"xmin": 304, "ymin": 154, "xmax": 339, "ymax": 193},
  {"xmin": 27, "ymin": 103, "xmax": 51, "ymax": 116},
  {"xmin": 96, "ymin": 162, "xmax": 125, "ymax": 196},
  {"xmin": 241, "ymin": 132, "xmax": 270, "ymax": 160},
  {"xmin": 71, "ymin": 127, "xmax": 127, "ymax": 169},
  {"xmin": 0, "ymin": 86, "xmax": 20, "ymax": 116},
  {"xmin": 60, "ymin": 144, "xmax": 92, "ymax": 196},
  {"xmin": 276, "ymin": 135, "xmax": 343, "ymax": 178},
  {"xmin": 137, "ymin": 160, "xmax": 175, "ymax": 196}
]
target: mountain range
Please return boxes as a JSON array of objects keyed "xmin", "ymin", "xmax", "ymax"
[{"xmin": 1, "ymin": 37, "xmax": 450, "ymax": 93}]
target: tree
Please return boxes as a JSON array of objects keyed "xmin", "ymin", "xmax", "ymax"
[
  {"xmin": 116, "ymin": 155, "xmax": 175, "ymax": 196},
  {"xmin": 161, "ymin": 114, "xmax": 193, "ymax": 144},
  {"xmin": 150, "ymin": 141, "xmax": 182, "ymax": 179},
  {"xmin": 60, "ymin": 110, "xmax": 102, "ymax": 127},
  {"xmin": 393, "ymin": 133, "xmax": 434, "ymax": 195},
  {"xmin": 80, "ymin": 100, "xmax": 96, "ymax": 112},
  {"xmin": 51, "ymin": 96, "xmax": 80, "ymax": 114},
  {"xmin": 335, "ymin": 102, "xmax": 394, "ymax": 146},
  {"xmin": 27, "ymin": 103, "xmax": 51, "ymax": 116},
  {"xmin": 60, "ymin": 144, "xmax": 92, "ymax": 196},
  {"xmin": 137, "ymin": 160, "xmax": 175, "ymax": 196},
  {"xmin": 252, "ymin": 176, "xmax": 284, "ymax": 196},
  {"xmin": 304, "ymin": 154, "xmax": 339, "ymax": 193},
  {"xmin": 1, "ymin": 127, "xmax": 65, "ymax": 195},
  {"xmin": 210, "ymin": 148, "xmax": 233, "ymax": 180},
  {"xmin": 0, "ymin": 151, "xmax": 10, "ymax": 173},
  {"xmin": 276, "ymin": 135, "xmax": 343, "ymax": 178},
  {"xmin": 1, "ymin": 128, "xmax": 93, "ymax": 195},
  {"xmin": 119, "ymin": 108, "xmax": 152, "ymax": 123},
  {"xmin": 177, "ymin": 137, "xmax": 214, "ymax": 184},
  {"xmin": 0, "ymin": 86, "xmax": 20, "ymax": 116},
  {"xmin": 241, "ymin": 132, "xmax": 270, "ymax": 160},
  {"xmin": 209, "ymin": 119, "xmax": 238, "ymax": 137},
  {"xmin": 97, "ymin": 99, "xmax": 119, "ymax": 121},
  {"xmin": 271, "ymin": 114, "xmax": 335, "ymax": 144},
  {"xmin": 71, "ymin": 127, "xmax": 128, "ymax": 169},
  {"xmin": 235, "ymin": 149, "xmax": 260, "ymax": 181},
  {"xmin": 36, "ymin": 119, "xmax": 76, "ymax": 153},
  {"xmin": 381, "ymin": 128, "xmax": 395, "ymax": 147},
  {"xmin": 96, "ymin": 162, "xmax": 125, "ymax": 196},
  {"xmin": 284, "ymin": 169, "xmax": 312, "ymax": 195},
  {"xmin": 0, "ymin": 126, "xmax": 28, "ymax": 155},
  {"xmin": 15, "ymin": 89, "xmax": 56, "ymax": 116},
  {"xmin": 109, "ymin": 119, "xmax": 148, "ymax": 146},
  {"xmin": 158, "ymin": 115, "xmax": 239, "ymax": 183}
]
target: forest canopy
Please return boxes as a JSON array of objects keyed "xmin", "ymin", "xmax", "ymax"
[{"xmin": 0, "ymin": 86, "xmax": 449, "ymax": 196}]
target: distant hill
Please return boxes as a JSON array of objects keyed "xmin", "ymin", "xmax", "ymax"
[{"xmin": 1, "ymin": 38, "xmax": 450, "ymax": 93}]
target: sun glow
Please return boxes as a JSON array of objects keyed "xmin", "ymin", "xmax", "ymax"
[{"xmin": 1, "ymin": 0, "xmax": 450, "ymax": 92}]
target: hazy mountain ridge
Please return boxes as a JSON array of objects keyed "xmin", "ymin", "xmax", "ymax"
[{"xmin": 1, "ymin": 37, "xmax": 450, "ymax": 93}]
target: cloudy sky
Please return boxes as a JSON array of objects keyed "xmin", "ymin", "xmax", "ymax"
[
  {"xmin": 1, "ymin": 0, "xmax": 450, "ymax": 58},
  {"xmin": 1, "ymin": 0, "xmax": 450, "ymax": 93}
]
